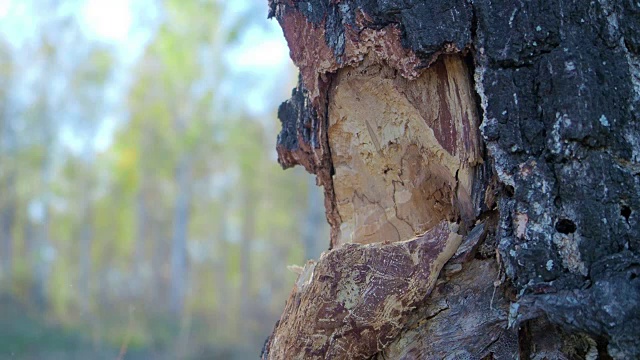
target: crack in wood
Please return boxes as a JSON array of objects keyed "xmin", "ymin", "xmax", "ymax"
[{"xmin": 365, "ymin": 119, "xmax": 382, "ymax": 154}]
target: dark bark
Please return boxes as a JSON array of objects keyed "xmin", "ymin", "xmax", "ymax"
[{"xmin": 266, "ymin": 0, "xmax": 640, "ymax": 359}]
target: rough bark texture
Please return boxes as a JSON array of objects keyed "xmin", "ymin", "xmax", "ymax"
[
  {"xmin": 266, "ymin": 1, "xmax": 640, "ymax": 359},
  {"xmin": 265, "ymin": 221, "xmax": 462, "ymax": 359}
]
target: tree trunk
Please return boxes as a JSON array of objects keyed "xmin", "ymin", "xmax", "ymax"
[
  {"xmin": 213, "ymin": 196, "xmax": 230, "ymax": 338},
  {"xmin": 29, "ymin": 148, "xmax": 55, "ymax": 310},
  {"xmin": 0, "ymin": 55, "xmax": 15, "ymax": 291},
  {"xmin": 262, "ymin": 1, "xmax": 640, "ymax": 359},
  {"xmin": 78, "ymin": 199, "xmax": 93, "ymax": 312},
  {"xmin": 303, "ymin": 175, "xmax": 324, "ymax": 260},
  {"xmin": 170, "ymin": 155, "xmax": 192, "ymax": 316},
  {"xmin": 239, "ymin": 184, "xmax": 257, "ymax": 340},
  {"xmin": 0, "ymin": 171, "xmax": 16, "ymax": 287},
  {"xmin": 134, "ymin": 181, "xmax": 149, "ymax": 292}
]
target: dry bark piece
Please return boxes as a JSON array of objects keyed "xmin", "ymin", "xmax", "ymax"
[
  {"xmin": 262, "ymin": 221, "xmax": 463, "ymax": 360},
  {"xmin": 450, "ymin": 222, "xmax": 487, "ymax": 264}
]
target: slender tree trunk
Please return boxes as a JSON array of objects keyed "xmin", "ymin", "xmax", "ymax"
[
  {"xmin": 78, "ymin": 199, "xmax": 93, "ymax": 312},
  {"xmin": 263, "ymin": 1, "xmax": 640, "ymax": 359},
  {"xmin": 302, "ymin": 176, "xmax": 324, "ymax": 260},
  {"xmin": 134, "ymin": 184, "xmax": 149, "ymax": 292},
  {"xmin": 213, "ymin": 197, "xmax": 230, "ymax": 338},
  {"xmin": 134, "ymin": 126, "xmax": 152, "ymax": 294},
  {"xmin": 0, "ymin": 65, "xmax": 15, "ymax": 292},
  {"xmin": 151, "ymin": 215, "xmax": 169, "ymax": 304},
  {"xmin": 0, "ymin": 171, "xmax": 16, "ymax": 287},
  {"xmin": 175, "ymin": 272, "xmax": 194, "ymax": 359},
  {"xmin": 170, "ymin": 155, "xmax": 192, "ymax": 316},
  {"xmin": 30, "ymin": 204, "xmax": 51, "ymax": 310},
  {"xmin": 239, "ymin": 186, "xmax": 256, "ymax": 340},
  {"xmin": 30, "ymin": 152, "xmax": 54, "ymax": 310},
  {"xmin": 24, "ymin": 219, "xmax": 39, "ymax": 302}
]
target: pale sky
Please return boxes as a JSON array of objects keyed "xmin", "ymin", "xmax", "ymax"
[
  {"xmin": 82, "ymin": 0, "xmax": 132, "ymax": 42},
  {"xmin": 78, "ymin": 0, "xmax": 293, "ymax": 119},
  {"xmin": 78, "ymin": 0, "xmax": 289, "ymax": 70}
]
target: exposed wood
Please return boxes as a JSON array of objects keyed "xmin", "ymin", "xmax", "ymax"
[{"xmin": 328, "ymin": 55, "xmax": 482, "ymax": 246}]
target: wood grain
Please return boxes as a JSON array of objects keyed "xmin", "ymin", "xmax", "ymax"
[{"xmin": 328, "ymin": 55, "xmax": 482, "ymax": 246}]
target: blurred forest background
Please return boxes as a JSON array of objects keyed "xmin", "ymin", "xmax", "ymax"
[{"xmin": 0, "ymin": 0, "xmax": 328, "ymax": 358}]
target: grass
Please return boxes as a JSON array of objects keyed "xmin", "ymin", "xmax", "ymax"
[{"xmin": 0, "ymin": 296, "xmax": 257, "ymax": 359}]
